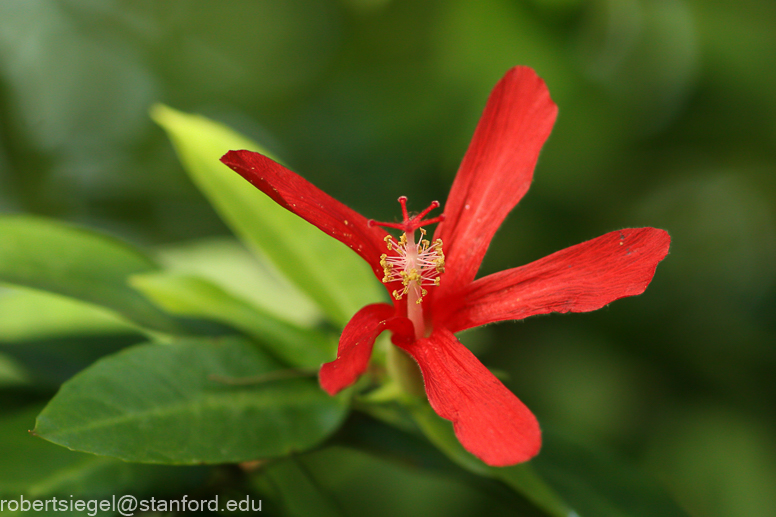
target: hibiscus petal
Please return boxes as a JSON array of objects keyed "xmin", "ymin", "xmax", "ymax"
[
  {"xmin": 397, "ymin": 327, "xmax": 541, "ymax": 466},
  {"xmin": 319, "ymin": 303, "xmax": 413, "ymax": 395},
  {"xmin": 434, "ymin": 66, "xmax": 558, "ymax": 294},
  {"xmin": 438, "ymin": 228, "xmax": 671, "ymax": 332},
  {"xmin": 221, "ymin": 150, "xmax": 389, "ymax": 282}
]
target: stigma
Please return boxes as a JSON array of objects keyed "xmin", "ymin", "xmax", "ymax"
[{"xmin": 369, "ymin": 197, "xmax": 445, "ymax": 304}]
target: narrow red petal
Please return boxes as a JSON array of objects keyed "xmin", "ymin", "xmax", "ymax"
[
  {"xmin": 397, "ymin": 327, "xmax": 541, "ymax": 466},
  {"xmin": 221, "ymin": 150, "xmax": 389, "ymax": 282},
  {"xmin": 438, "ymin": 228, "xmax": 671, "ymax": 333},
  {"xmin": 434, "ymin": 67, "xmax": 558, "ymax": 295},
  {"xmin": 319, "ymin": 303, "xmax": 413, "ymax": 395}
]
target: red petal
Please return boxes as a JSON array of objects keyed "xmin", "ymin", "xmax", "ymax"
[
  {"xmin": 438, "ymin": 228, "xmax": 671, "ymax": 332},
  {"xmin": 434, "ymin": 67, "xmax": 558, "ymax": 295},
  {"xmin": 221, "ymin": 150, "xmax": 389, "ymax": 282},
  {"xmin": 319, "ymin": 303, "xmax": 413, "ymax": 395},
  {"xmin": 397, "ymin": 327, "xmax": 541, "ymax": 466}
]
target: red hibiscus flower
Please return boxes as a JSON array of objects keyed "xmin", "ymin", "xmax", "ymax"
[{"xmin": 221, "ymin": 66, "xmax": 670, "ymax": 467}]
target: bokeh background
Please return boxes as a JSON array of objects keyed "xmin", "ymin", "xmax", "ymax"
[{"xmin": 1, "ymin": 1, "xmax": 775, "ymax": 516}]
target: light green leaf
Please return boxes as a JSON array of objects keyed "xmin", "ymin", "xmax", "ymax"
[
  {"xmin": 151, "ymin": 104, "xmax": 384, "ymax": 326},
  {"xmin": 0, "ymin": 406, "xmax": 206, "ymax": 498},
  {"xmin": 410, "ymin": 403, "xmax": 573, "ymax": 517},
  {"xmin": 0, "ymin": 287, "xmax": 137, "ymax": 342},
  {"xmin": 0, "ymin": 216, "xmax": 185, "ymax": 334},
  {"xmin": 34, "ymin": 337, "xmax": 348, "ymax": 464},
  {"xmin": 156, "ymin": 237, "xmax": 321, "ymax": 327},
  {"xmin": 130, "ymin": 272, "xmax": 335, "ymax": 368}
]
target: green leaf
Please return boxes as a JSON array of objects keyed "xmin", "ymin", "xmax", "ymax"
[
  {"xmin": 34, "ymin": 337, "xmax": 348, "ymax": 464},
  {"xmin": 0, "ymin": 216, "xmax": 186, "ymax": 334},
  {"xmin": 151, "ymin": 104, "xmax": 384, "ymax": 326},
  {"xmin": 130, "ymin": 272, "xmax": 335, "ymax": 368},
  {"xmin": 410, "ymin": 403, "xmax": 573, "ymax": 517},
  {"xmin": 0, "ymin": 405, "xmax": 207, "ymax": 498}
]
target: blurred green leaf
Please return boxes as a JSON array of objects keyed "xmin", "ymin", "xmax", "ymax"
[
  {"xmin": 0, "ymin": 288, "xmax": 145, "ymax": 388},
  {"xmin": 0, "ymin": 352, "xmax": 28, "ymax": 387},
  {"xmin": 410, "ymin": 403, "xmax": 572, "ymax": 517},
  {"xmin": 151, "ymin": 104, "xmax": 384, "ymax": 326},
  {"xmin": 0, "ymin": 335, "xmax": 143, "ymax": 390},
  {"xmin": 0, "ymin": 216, "xmax": 186, "ymax": 334},
  {"xmin": 34, "ymin": 337, "xmax": 348, "ymax": 464},
  {"xmin": 252, "ymin": 457, "xmax": 345, "ymax": 517},
  {"xmin": 0, "ymin": 405, "xmax": 206, "ymax": 498},
  {"xmin": 130, "ymin": 272, "xmax": 335, "ymax": 367}
]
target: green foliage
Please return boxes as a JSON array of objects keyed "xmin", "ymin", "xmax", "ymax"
[
  {"xmin": 151, "ymin": 104, "xmax": 384, "ymax": 327},
  {"xmin": 0, "ymin": 406, "xmax": 207, "ymax": 498},
  {"xmin": 130, "ymin": 272, "xmax": 335, "ymax": 367},
  {"xmin": 0, "ymin": 217, "xmax": 184, "ymax": 334},
  {"xmin": 2, "ymin": 1, "xmax": 773, "ymax": 514},
  {"xmin": 35, "ymin": 337, "xmax": 348, "ymax": 464}
]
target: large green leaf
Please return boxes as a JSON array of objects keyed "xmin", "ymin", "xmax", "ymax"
[
  {"xmin": 151, "ymin": 104, "xmax": 384, "ymax": 326},
  {"xmin": 0, "ymin": 405, "xmax": 206, "ymax": 498},
  {"xmin": 130, "ymin": 272, "xmax": 335, "ymax": 367},
  {"xmin": 0, "ymin": 216, "xmax": 185, "ymax": 334},
  {"xmin": 34, "ymin": 337, "xmax": 348, "ymax": 464}
]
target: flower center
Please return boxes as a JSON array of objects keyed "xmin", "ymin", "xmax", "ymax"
[
  {"xmin": 369, "ymin": 197, "xmax": 445, "ymax": 339},
  {"xmin": 380, "ymin": 229, "xmax": 445, "ymax": 303}
]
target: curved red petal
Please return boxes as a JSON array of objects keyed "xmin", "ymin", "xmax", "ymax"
[
  {"xmin": 434, "ymin": 67, "xmax": 558, "ymax": 295},
  {"xmin": 438, "ymin": 228, "xmax": 671, "ymax": 333},
  {"xmin": 221, "ymin": 150, "xmax": 389, "ymax": 282},
  {"xmin": 319, "ymin": 303, "xmax": 413, "ymax": 395},
  {"xmin": 397, "ymin": 327, "xmax": 541, "ymax": 466}
]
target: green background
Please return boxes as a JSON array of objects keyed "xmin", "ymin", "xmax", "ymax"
[{"xmin": 1, "ymin": 1, "xmax": 775, "ymax": 516}]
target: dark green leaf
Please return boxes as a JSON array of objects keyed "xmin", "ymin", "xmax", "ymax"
[{"xmin": 35, "ymin": 337, "xmax": 348, "ymax": 464}]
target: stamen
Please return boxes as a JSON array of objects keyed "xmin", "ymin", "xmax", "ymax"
[
  {"xmin": 379, "ymin": 233, "xmax": 444, "ymax": 302},
  {"xmin": 371, "ymin": 198, "xmax": 446, "ymax": 306}
]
